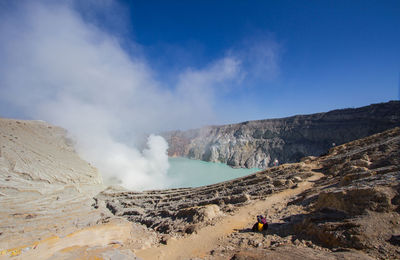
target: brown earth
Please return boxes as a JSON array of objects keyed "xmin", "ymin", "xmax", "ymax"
[
  {"xmin": 125, "ymin": 127, "xmax": 400, "ymax": 259},
  {"xmin": 1, "ymin": 117, "xmax": 399, "ymax": 259}
]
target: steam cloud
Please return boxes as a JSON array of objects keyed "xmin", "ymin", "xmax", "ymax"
[{"xmin": 0, "ymin": 1, "xmax": 279, "ymax": 190}]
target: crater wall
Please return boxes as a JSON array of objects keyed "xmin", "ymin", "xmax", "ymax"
[{"xmin": 163, "ymin": 101, "xmax": 400, "ymax": 168}]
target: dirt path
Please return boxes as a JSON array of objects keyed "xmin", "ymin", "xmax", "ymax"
[{"xmin": 136, "ymin": 171, "xmax": 324, "ymax": 260}]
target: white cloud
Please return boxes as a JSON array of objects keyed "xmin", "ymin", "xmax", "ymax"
[
  {"xmin": 0, "ymin": 1, "xmax": 245, "ymax": 190},
  {"xmin": 230, "ymin": 33, "xmax": 281, "ymax": 82}
]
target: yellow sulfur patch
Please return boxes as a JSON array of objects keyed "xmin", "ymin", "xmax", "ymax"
[
  {"xmin": 59, "ymin": 245, "xmax": 82, "ymax": 253},
  {"xmin": 8, "ymin": 248, "xmax": 22, "ymax": 256},
  {"xmin": 111, "ymin": 244, "xmax": 121, "ymax": 249},
  {"xmin": 89, "ymin": 256, "xmax": 104, "ymax": 260}
]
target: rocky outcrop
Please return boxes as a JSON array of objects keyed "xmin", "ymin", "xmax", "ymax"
[
  {"xmin": 163, "ymin": 101, "xmax": 400, "ymax": 168},
  {"xmin": 271, "ymin": 127, "xmax": 400, "ymax": 259},
  {"xmin": 99, "ymin": 125, "xmax": 399, "ymax": 239},
  {"xmin": 199, "ymin": 127, "xmax": 400, "ymax": 260},
  {"xmin": 99, "ymin": 127, "xmax": 400, "ymax": 259},
  {"xmin": 96, "ymin": 163, "xmax": 314, "ymax": 235},
  {"xmin": 2, "ymin": 117, "xmax": 399, "ymax": 259},
  {"xmin": 315, "ymin": 126, "xmax": 400, "ymax": 216}
]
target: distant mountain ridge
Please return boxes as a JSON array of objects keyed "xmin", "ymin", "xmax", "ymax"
[{"xmin": 163, "ymin": 101, "xmax": 400, "ymax": 168}]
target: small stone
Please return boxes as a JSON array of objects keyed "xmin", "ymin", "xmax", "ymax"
[
  {"xmin": 273, "ymin": 179, "xmax": 285, "ymax": 187},
  {"xmin": 185, "ymin": 224, "xmax": 198, "ymax": 234},
  {"xmin": 160, "ymin": 235, "xmax": 171, "ymax": 245},
  {"xmin": 264, "ymin": 239, "xmax": 271, "ymax": 247},
  {"xmin": 292, "ymin": 176, "xmax": 302, "ymax": 183},
  {"xmin": 293, "ymin": 239, "xmax": 301, "ymax": 246},
  {"xmin": 285, "ymin": 179, "xmax": 294, "ymax": 186}
]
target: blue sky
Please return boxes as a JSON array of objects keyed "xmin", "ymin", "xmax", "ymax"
[
  {"xmin": 122, "ymin": 0, "xmax": 400, "ymax": 121},
  {"xmin": 1, "ymin": 0, "xmax": 399, "ymax": 126},
  {"xmin": 0, "ymin": 0, "xmax": 399, "ymax": 189}
]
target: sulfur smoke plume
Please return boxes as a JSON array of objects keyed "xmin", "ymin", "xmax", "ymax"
[{"xmin": 0, "ymin": 1, "xmax": 279, "ymax": 190}]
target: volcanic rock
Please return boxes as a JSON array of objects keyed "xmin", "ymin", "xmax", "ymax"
[{"xmin": 163, "ymin": 101, "xmax": 400, "ymax": 168}]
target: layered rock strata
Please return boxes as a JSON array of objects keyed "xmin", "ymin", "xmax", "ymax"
[
  {"xmin": 96, "ymin": 163, "xmax": 314, "ymax": 235},
  {"xmin": 2, "ymin": 117, "xmax": 400, "ymax": 259},
  {"xmin": 163, "ymin": 101, "xmax": 400, "ymax": 168},
  {"xmin": 210, "ymin": 127, "xmax": 400, "ymax": 259},
  {"xmin": 293, "ymin": 126, "xmax": 400, "ymax": 258},
  {"xmin": 102, "ymin": 127, "xmax": 400, "ymax": 259},
  {"xmin": 0, "ymin": 119, "xmax": 145, "ymax": 259},
  {"xmin": 0, "ymin": 118, "xmax": 102, "ymax": 191}
]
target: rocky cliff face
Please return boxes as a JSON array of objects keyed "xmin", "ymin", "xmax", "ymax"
[{"xmin": 163, "ymin": 101, "xmax": 400, "ymax": 168}]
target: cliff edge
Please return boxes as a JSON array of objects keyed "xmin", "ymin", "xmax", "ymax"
[{"xmin": 163, "ymin": 101, "xmax": 400, "ymax": 168}]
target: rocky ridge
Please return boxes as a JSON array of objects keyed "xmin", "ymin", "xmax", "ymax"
[
  {"xmin": 1, "ymin": 117, "xmax": 399, "ymax": 259},
  {"xmin": 163, "ymin": 101, "xmax": 400, "ymax": 168},
  {"xmin": 96, "ymin": 163, "xmax": 313, "ymax": 236},
  {"xmin": 101, "ymin": 126, "xmax": 400, "ymax": 259},
  {"xmin": 206, "ymin": 127, "xmax": 400, "ymax": 259}
]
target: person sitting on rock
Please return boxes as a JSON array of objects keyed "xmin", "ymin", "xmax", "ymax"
[{"xmin": 252, "ymin": 215, "xmax": 268, "ymax": 232}]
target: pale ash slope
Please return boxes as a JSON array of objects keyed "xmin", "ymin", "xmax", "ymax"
[
  {"xmin": 0, "ymin": 118, "xmax": 101, "ymax": 192},
  {"xmin": 0, "ymin": 119, "xmax": 149, "ymax": 259}
]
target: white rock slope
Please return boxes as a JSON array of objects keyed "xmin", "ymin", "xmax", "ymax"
[
  {"xmin": 0, "ymin": 118, "xmax": 101, "ymax": 194},
  {"xmin": 0, "ymin": 118, "xmax": 143, "ymax": 259}
]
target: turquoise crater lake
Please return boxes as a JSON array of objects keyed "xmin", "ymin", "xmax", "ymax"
[{"xmin": 166, "ymin": 157, "xmax": 261, "ymax": 189}]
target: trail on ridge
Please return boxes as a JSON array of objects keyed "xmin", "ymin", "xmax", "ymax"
[{"xmin": 136, "ymin": 170, "xmax": 324, "ymax": 260}]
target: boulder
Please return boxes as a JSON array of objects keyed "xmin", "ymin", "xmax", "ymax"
[
  {"xmin": 273, "ymin": 179, "xmax": 286, "ymax": 187},
  {"xmin": 315, "ymin": 186, "xmax": 395, "ymax": 215}
]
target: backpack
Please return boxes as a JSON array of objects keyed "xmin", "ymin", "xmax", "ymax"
[{"xmin": 252, "ymin": 215, "xmax": 268, "ymax": 232}]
